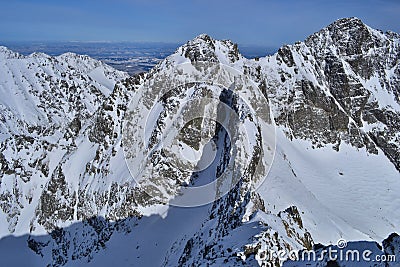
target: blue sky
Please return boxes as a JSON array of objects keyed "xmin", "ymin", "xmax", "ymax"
[{"xmin": 0, "ymin": 0, "xmax": 399, "ymax": 47}]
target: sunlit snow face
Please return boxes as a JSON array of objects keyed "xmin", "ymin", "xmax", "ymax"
[{"xmin": 122, "ymin": 61, "xmax": 276, "ymax": 207}]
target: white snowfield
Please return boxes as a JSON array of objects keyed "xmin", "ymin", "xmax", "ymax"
[{"xmin": 0, "ymin": 18, "xmax": 399, "ymax": 267}]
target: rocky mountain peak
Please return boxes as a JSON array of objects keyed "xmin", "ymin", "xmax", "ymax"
[
  {"xmin": 28, "ymin": 51, "xmax": 53, "ymax": 59},
  {"xmin": 328, "ymin": 17, "xmax": 365, "ymax": 31},
  {"xmin": 0, "ymin": 45, "xmax": 22, "ymax": 59},
  {"xmin": 178, "ymin": 33, "xmax": 241, "ymax": 64},
  {"xmin": 263, "ymin": 17, "xmax": 400, "ymax": 173},
  {"xmin": 56, "ymin": 52, "xmax": 98, "ymax": 67},
  {"xmin": 306, "ymin": 17, "xmax": 393, "ymax": 58},
  {"xmin": 192, "ymin": 33, "xmax": 214, "ymax": 43}
]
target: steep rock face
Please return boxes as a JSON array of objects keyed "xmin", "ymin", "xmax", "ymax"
[
  {"xmin": 306, "ymin": 18, "xmax": 400, "ymax": 170},
  {"xmin": 33, "ymin": 74, "xmax": 147, "ymax": 234},
  {"xmin": 0, "ymin": 50, "xmax": 130, "ymax": 235},
  {"xmin": 250, "ymin": 18, "xmax": 399, "ymax": 169}
]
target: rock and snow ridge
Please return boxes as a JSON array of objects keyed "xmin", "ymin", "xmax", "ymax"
[{"xmin": 0, "ymin": 17, "xmax": 399, "ymax": 266}]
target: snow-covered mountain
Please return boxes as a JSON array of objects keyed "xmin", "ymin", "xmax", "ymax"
[{"xmin": 0, "ymin": 17, "xmax": 399, "ymax": 267}]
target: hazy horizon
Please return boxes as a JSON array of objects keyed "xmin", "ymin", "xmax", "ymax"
[
  {"xmin": 0, "ymin": 40, "xmax": 278, "ymax": 60},
  {"xmin": 1, "ymin": 0, "xmax": 399, "ymax": 47}
]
